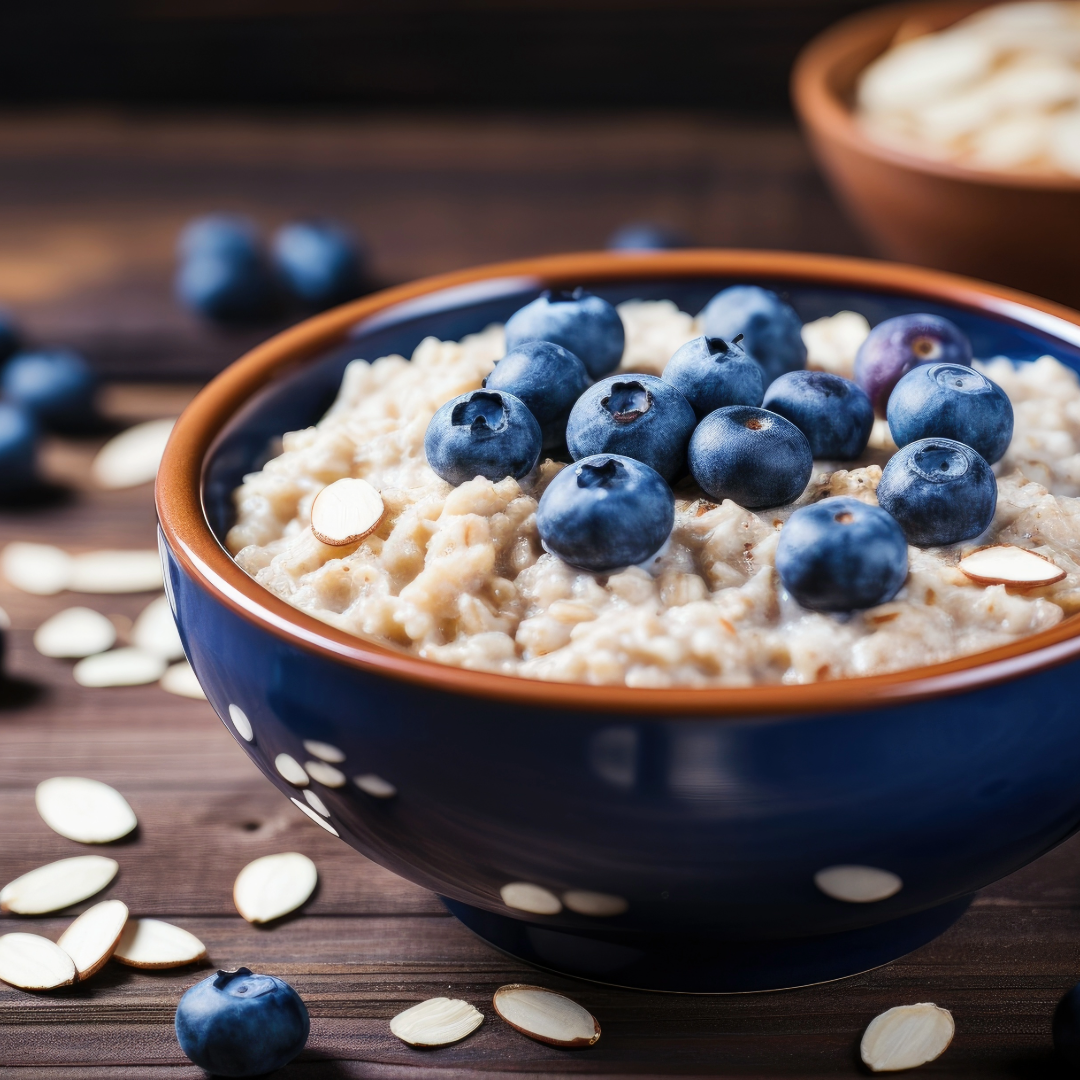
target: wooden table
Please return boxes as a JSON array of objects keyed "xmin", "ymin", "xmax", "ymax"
[{"xmin": 1, "ymin": 112, "xmax": 1079, "ymax": 1078}]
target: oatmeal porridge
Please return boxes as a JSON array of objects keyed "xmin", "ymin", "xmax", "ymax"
[{"xmin": 227, "ymin": 300, "xmax": 1080, "ymax": 687}]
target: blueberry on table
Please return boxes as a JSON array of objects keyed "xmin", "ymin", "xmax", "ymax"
[
  {"xmin": 662, "ymin": 335, "xmax": 764, "ymax": 419},
  {"xmin": 1053, "ymin": 981, "xmax": 1080, "ymax": 1068},
  {"xmin": 2, "ymin": 349, "xmax": 97, "ymax": 433},
  {"xmin": 484, "ymin": 339, "xmax": 590, "ymax": 449},
  {"xmin": 174, "ymin": 966, "xmax": 309, "ymax": 1078},
  {"xmin": 877, "ymin": 438, "xmax": 997, "ymax": 546},
  {"xmin": 887, "ymin": 362, "xmax": 1013, "ymax": 464},
  {"xmin": 607, "ymin": 222, "xmax": 692, "ymax": 250},
  {"xmin": 0, "ymin": 308, "xmax": 22, "ymax": 364},
  {"xmin": 0, "ymin": 401, "xmax": 38, "ymax": 496},
  {"xmin": 566, "ymin": 374, "xmax": 696, "ymax": 482},
  {"xmin": 504, "ymin": 288, "xmax": 624, "ymax": 380},
  {"xmin": 178, "ymin": 213, "xmax": 261, "ymax": 262},
  {"xmin": 762, "ymin": 370, "xmax": 874, "ymax": 460},
  {"xmin": 272, "ymin": 219, "xmax": 365, "ymax": 310},
  {"xmin": 698, "ymin": 285, "xmax": 806, "ymax": 386},
  {"xmin": 536, "ymin": 454, "xmax": 674, "ymax": 573},
  {"xmin": 688, "ymin": 406, "xmax": 813, "ymax": 509},
  {"xmin": 854, "ymin": 313, "xmax": 973, "ymax": 416},
  {"xmin": 776, "ymin": 496, "xmax": 908, "ymax": 612},
  {"xmin": 425, "ymin": 390, "xmax": 542, "ymax": 485}
]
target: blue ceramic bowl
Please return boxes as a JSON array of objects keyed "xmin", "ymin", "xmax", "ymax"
[{"xmin": 158, "ymin": 251, "xmax": 1080, "ymax": 992}]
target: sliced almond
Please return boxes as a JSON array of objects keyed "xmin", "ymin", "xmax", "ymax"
[
  {"xmin": 390, "ymin": 997, "xmax": 484, "ymax": 1047},
  {"xmin": 1, "ymin": 855, "xmax": 119, "ymax": 914},
  {"xmin": 860, "ymin": 1003, "xmax": 954, "ymax": 1072},
  {"xmin": 958, "ymin": 545, "xmax": 1066, "ymax": 588},
  {"xmin": 492, "ymin": 984, "xmax": 600, "ymax": 1048},
  {"xmin": 814, "ymin": 865, "xmax": 903, "ymax": 904},
  {"xmin": 56, "ymin": 899, "xmax": 129, "ymax": 980},
  {"xmin": 131, "ymin": 594, "xmax": 184, "ymax": 660},
  {"xmin": 303, "ymin": 739, "xmax": 345, "ymax": 763},
  {"xmin": 69, "ymin": 550, "xmax": 163, "ymax": 594},
  {"xmin": 275, "ymin": 753, "xmax": 309, "ymax": 787},
  {"xmin": 500, "ymin": 882, "xmax": 562, "ymax": 915},
  {"xmin": 36, "ymin": 777, "xmax": 138, "ymax": 844},
  {"xmin": 0, "ymin": 933, "xmax": 76, "ymax": 990},
  {"xmin": 161, "ymin": 660, "xmax": 206, "ymax": 699},
  {"xmin": 291, "ymin": 797, "xmax": 339, "ymax": 836},
  {"xmin": 73, "ymin": 647, "xmax": 167, "ymax": 688},
  {"xmin": 112, "ymin": 918, "xmax": 207, "ymax": 969},
  {"xmin": 233, "ymin": 852, "xmax": 317, "ymax": 924},
  {"xmin": 562, "ymin": 890, "xmax": 628, "ymax": 917},
  {"xmin": 91, "ymin": 418, "xmax": 176, "ymax": 490},
  {"xmin": 310, "ymin": 478, "xmax": 384, "ymax": 546},
  {"xmin": 1, "ymin": 542, "xmax": 72, "ymax": 595},
  {"xmin": 305, "ymin": 761, "xmax": 346, "ymax": 787},
  {"xmin": 34, "ymin": 606, "xmax": 117, "ymax": 658}
]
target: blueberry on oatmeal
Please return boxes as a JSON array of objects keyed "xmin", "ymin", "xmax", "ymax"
[
  {"xmin": 536, "ymin": 454, "xmax": 674, "ymax": 573},
  {"xmin": 762, "ymin": 370, "xmax": 874, "ymax": 460},
  {"xmin": 565, "ymin": 374, "xmax": 696, "ymax": 482},
  {"xmin": 854, "ymin": 313, "xmax": 972, "ymax": 416},
  {"xmin": 504, "ymin": 288, "xmax": 624, "ymax": 380},
  {"xmin": 698, "ymin": 285, "xmax": 806, "ymax": 385},
  {"xmin": 484, "ymin": 339, "xmax": 590, "ymax": 449},
  {"xmin": 876, "ymin": 437, "xmax": 997, "ymax": 546},
  {"xmin": 688, "ymin": 405, "xmax": 813, "ymax": 509},
  {"xmin": 887, "ymin": 362, "xmax": 1013, "ymax": 464},
  {"xmin": 776, "ymin": 497, "xmax": 908, "ymax": 612},
  {"xmin": 425, "ymin": 389, "xmax": 542, "ymax": 485},
  {"xmin": 661, "ymin": 334, "xmax": 765, "ymax": 418}
]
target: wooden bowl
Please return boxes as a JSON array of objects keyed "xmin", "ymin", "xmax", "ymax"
[{"xmin": 792, "ymin": 0, "xmax": 1080, "ymax": 307}]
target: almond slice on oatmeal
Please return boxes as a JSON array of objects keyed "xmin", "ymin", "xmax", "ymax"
[
  {"xmin": 492, "ymin": 984, "xmax": 600, "ymax": 1048},
  {"xmin": 57, "ymin": 899, "xmax": 129, "ymax": 980},
  {"xmin": 958, "ymin": 545, "xmax": 1066, "ymax": 588},
  {"xmin": 310, "ymin": 477, "xmax": 384, "ymax": 546}
]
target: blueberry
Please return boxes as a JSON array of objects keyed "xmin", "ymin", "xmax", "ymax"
[
  {"xmin": 662, "ymin": 334, "xmax": 764, "ymax": 419},
  {"xmin": 0, "ymin": 401, "xmax": 39, "ymax": 496},
  {"xmin": 688, "ymin": 406, "xmax": 813, "ymax": 509},
  {"xmin": 854, "ymin": 313, "xmax": 973, "ymax": 416},
  {"xmin": 876, "ymin": 438, "xmax": 996, "ymax": 546},
  {"xmin": 536, "ymin": 454, "xmax": 674, "ymax": 573},
  {"xmin": 177, "ymin": 214, "xmax": 261, "ymax": 262},
  {"xmin": 566, "ymin": 374, "xmax": 696, "ymax": 482},
  {"xmin": 0, "ymin": 308, "xmax": 22, "ymax": 364},
  {"xmin": 607, "ymin": 222, "xmax": 691, "ymax": 250},
  {"xmin": 174, "ymin": 966, "xmax": 309, "ymax": 1078},
  {"xmin": 272, "ymin": 220, "xmax": 365, "ymax": 310},
  {"xmin": 504, "ymin": 288, "xmax": 624, "ymax": 380},
  {"xmin": 887, "ymin": 362, "xmax": 1013, "ymax": 464},
  {"xmin": 1053, "ymin": 981, "xmax": 1080, "ymax": 1068},
  {"xmin": 762, "ymin": 370, "xmax": 874, "ymax": 460},
  {"xmin": 2, "ymin": 349, "xmax": 97, "ymax": 433},
  {"xmin": 776, "ymin": 496, "xmax": 908, "ymax": 612},
  {"xmin": 698, "ymin": 285, "xmax": 806, "ymax": 385},
  {"xmin": 176, "ymin": 253, "xmax": 278, "ymax": 323},
  {"xmin": 425, "ymin": 389, "xmax": 542, "ymax": 485},
  {"xmin": 483, "ymin": 339, "xmax": 590, "ymax": 449}
]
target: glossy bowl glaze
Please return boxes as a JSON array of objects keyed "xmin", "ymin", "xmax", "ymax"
[
  {"xmin": 792, "ymin": 0, "xmax": 1080, "ymax": 308},
  {"xmin": 158, "ymin": 251, "xmax": 1080, "ymax": 992}
]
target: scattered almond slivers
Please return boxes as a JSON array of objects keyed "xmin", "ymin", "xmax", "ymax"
[
  {"xmin": 35, "ymin": 777, "xmax": 138, "ymax": 844},
  {"xmin": 56, "ymin": 899, "xmax": 129, "ymax": 980},
  {"xmin": 492, "ymin": 984, "xmax": 600, "ymax": 1048},
  {"xmin": 91, "ymin": 418, "xmax": 176, "ymax": 490},
  {"xmin": 860, "ymin": 1003, "xmax": 954, "ymax": 1072},
  {"xmin": 958, "ymin": 544, "xmax": 1066, "ymax": 588},
  {"xmin": 1, "ymin": 542, "xmax": 72, "ymax": 595},
  {"xmin": 0, "ymin": 933, "xmax": 76, "ymax": 990},
  {"xmin": 68, "ymin": 550, "xmax": 163, "ymax": 594},
  {"xmin": 34, "ymin": 606, "xmax": 117, "ymax": 659},
  {"xmin": 112, "ymin": 918, "xmax": 207, "ymax": 969},
  {"xmin": 310, "ymin": 477, "xmax": 384, "ymax": 546},
  {"xmin": 73, "ymin": 647, "xmax": 167, "ymax": 688},
  {"xmin": 233, "ymin": 852, "xmax": 317, "ymax": 924},
  {"xmin": 390, "ymin": 997, "xmax": 484, "ymax": 1047},
  {"xmin": 131, "ymin": 594, "xmax": 184, "ymax": 661},
  {"xmin": 1, "ymin": 856, "xmax": 119, "ymax": 915},
  {"xmin": 161, "ymin": 660, "xmax": 206, "ymax": 699}
]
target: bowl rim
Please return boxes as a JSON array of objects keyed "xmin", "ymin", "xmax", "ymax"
[
  {"xmin": 791, "ymin": 0, "xmax": 1080, "ymax": 194},
  {"xmin": 158, "ymin": 248, "xmax": 1080, "ymax": 717}
]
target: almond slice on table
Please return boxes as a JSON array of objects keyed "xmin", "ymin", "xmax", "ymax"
[
  {"xmin": 1, "ymin": 542, "xmax": 72, "ymax": 595},
  {"xmin": 131, "ymin": 594, "xmax": 184, "ymax": 660},
  {"xmin": 1, "ymin": 856, "xmax": 119, "ymax": 914},
  {"xmin": 73, "ymin": 647, "xmax": 167, "ymax": 688},
  {"xmin": 233, "ymin": 852, "xmax": 317, "ymax": 924},
  {"xmin": 958, "ymin": 545, "xmax": 1066, "ymax": 588},
  {"xmin": 34, "ymin": 606, "xmax": 117, "ymax": 658},
  {"xmin": 36, "ymin": 777, "xmax": 137, "ymax": 843},
  {"xmin": 112, "ymin": 919, "xmax": 207, "ymax": 969},
  {"xmin": 0, "ymin": 933, "xmax": 76, "ymax": 990},
  {"xmin": 91, "ymin": 418, "xmax": 176, "ymax": 490},
  {"xmin": 860, "ymin": 1003, "xmax": 954, "ymax": 1072},
  {"xmin": 56, "ymin": 899, "xmax": 129, "ymax": 980},
  {"xmin": 310, "ymin": 478, "xmax": 384, "ymax": 546},
  {"xmin": 492, "ymin": 984, "xmax": 600, "ymax": 1048},
  {"xmin": 390, "ymin": 997, "xmax": 484, "ymax": 1047},
  {"xmin": 161, "ymin": 661, "xmax": 206, "ymax": 699},
  {"xmin": 69, "ymin": 550, "xmax": 163, "ymax": 594}
]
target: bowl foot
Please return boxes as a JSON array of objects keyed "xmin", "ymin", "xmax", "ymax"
[{"xmin": 441, "ymin": 895, "xmax": 972, "ymax": 993}]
